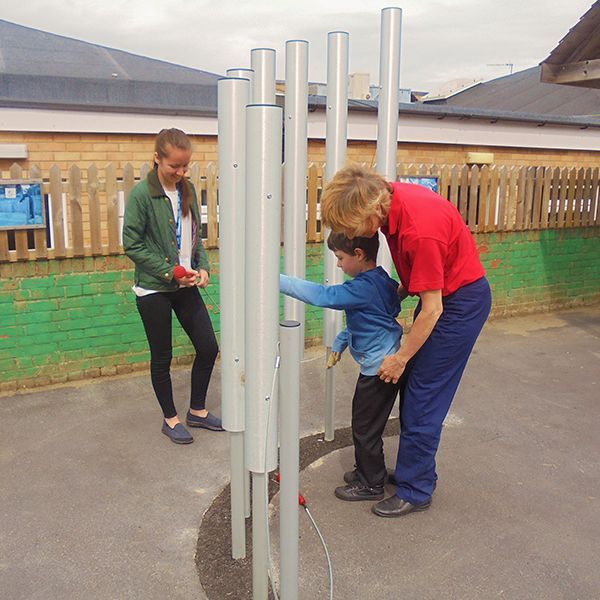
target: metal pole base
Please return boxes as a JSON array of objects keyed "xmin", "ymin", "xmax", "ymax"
[
  {"xmin": 252, "ymin": 471, "xmax": 269, "ymax": 600},
  {"xmin": 230, "ymin": 432, "xmax": 246, "ymax": 559},
  {"xmin": 325, "ymin": 348, "xmax": 336, "ymax": 441}
]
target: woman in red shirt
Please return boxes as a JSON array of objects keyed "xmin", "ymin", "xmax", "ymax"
[{"xmin": 321, "ymin": 164, "xmax": 492, "ymax": 518}]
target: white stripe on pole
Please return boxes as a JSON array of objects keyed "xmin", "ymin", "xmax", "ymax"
[
  {"xmin": 251, "ymin": 49, "xmax": 276, "ymax": 104},
  {"xmin": 218, "ymin": 76, "xmax": 250, "ymax": 560},
  {"xmin": 323, "ymin": 31, "xmax": 349, "ymax": 442},
  {"xmin": 376, "ymin": 7, "xmax": 402, "ymax": 274},
  {"xmin": 279, "ymin": 320, "xmax": 301, "ymax": 600},
  {"xmin": 283, "ymin": 40, "xmax": 309, "ymax": 353}
]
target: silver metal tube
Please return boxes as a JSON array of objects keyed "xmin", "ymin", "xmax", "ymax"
[
  {"xmin": 245, "ymin": 102, "xmax": 282, "ymax": 600},
  {"xmin": 376, "ymin": 8, "xmax": 402, "ymax": 274},
  {"xmin": 244, "ymin": 103, "xmax": 282, "ymax": 474},
  {"xmin": 324, "ymin": 349, "xmax": 336, "ymax": 442},
  {"xmin": 323, "ymin": 31, "xmax": 349, "ymax": 441},
  {"xmin": 230, "ymin": 432, "xmax": 246, "ymax": 559},
  {"xmin": 218, "ymin": 76, "xmax": 250, "ymax": 559},
  {"xmin": 279, "ymin": 320, "xmax": 301, "ymax": 600},
  {"xmin": 251, "ymin": 48, "xmax": 276, "ymax": 104},
  {"xmin": 252, "ymin": 472, "xmax": 269, "ymax": 600},
  {"xmin": 218, "ymin": 77, "xmax": 249, "ymax": 433},
  {"xmin": 227, "ymin": 68, "xmax": 255, "ymax": 99},
  {"xmin": 283, "ymin": 41, "xmax": 309, "ymax": 355},
  {"xmin": 245, "ymin": 466, "xmax": 251, "ymax": 518}
]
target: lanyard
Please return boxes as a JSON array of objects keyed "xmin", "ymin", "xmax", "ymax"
[{"xmin": 174, "ymin": 189, "xmax": 182, "ymax": 251}]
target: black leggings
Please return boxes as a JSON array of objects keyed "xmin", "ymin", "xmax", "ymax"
[{"xmin": 135, "ymin": 287, "xmax": 218, "ymax": 419}]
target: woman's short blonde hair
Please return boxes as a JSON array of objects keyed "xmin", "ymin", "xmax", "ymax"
[{"xmin": 321, "ymin": 164, "xmax": 391, "ymax": 237}]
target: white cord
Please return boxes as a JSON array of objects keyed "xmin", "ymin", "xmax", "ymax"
[
  {"xmin": 263, "ymin": 343, "xmax": 334, "ymax": 600},
  {"xmin": 263, "ymin": 344, "xmax": 281, "ymax": 600},
  {"xmin": 300, "ymin": 352, "xmax": 326, "ymax": 364},
  {"xmin": 303, "ymin": 506, "xmax": 334, "ymax": 600}
]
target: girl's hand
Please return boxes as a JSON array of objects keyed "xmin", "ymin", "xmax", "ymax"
[
  {"xmin": 175, "ymin": 269, "xmax": 199, "ymax": 287},
  {"xmin": 196, "ymin": 269, "xmax": 210, "ymax": 288}
]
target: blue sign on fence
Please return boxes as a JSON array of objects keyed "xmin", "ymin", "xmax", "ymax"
[
  {"xmin": 0, "ymin": 180, "xmax": 46, "ymax": 230},
  {"xmin": 399, "ymin": 176, "xmax": 439, "ymax": 193}
]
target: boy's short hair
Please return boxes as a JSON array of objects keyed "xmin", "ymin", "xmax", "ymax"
[
  {"xmin": 321, "ymin": 164, "xmax": 391, "ymax": 237},
  {"xmin": 327, "ymin": 231, "xmax": 380, "ymax": 262}
]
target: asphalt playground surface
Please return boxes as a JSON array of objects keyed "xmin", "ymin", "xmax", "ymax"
[{"xmin": 1, "ymin": 307, "xmax": 599, "ymax": 599}]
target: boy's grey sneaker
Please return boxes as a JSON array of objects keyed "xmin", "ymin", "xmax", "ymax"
[
  {"xmin": 186, "ymin": 410, "xmax": 224, "ymax": 431},
  {"xmin": 343, "ymin": 468, "xmax": 361, "ymax": 485},
  {"xmin": 343, "ymin": 468, "xmax": 395, "ymax": 486},
  {"xmin": 334, "ymin": 483, "xmax": 384, "ymax": 502},
  {"xmin": 162, "ymin": 422, "xmax": 193, "ymax": 444}
]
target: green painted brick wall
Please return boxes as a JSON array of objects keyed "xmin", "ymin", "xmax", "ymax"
[{"xmin": 1, "ymin": 227, "xmax": 599, "ymax": 392}]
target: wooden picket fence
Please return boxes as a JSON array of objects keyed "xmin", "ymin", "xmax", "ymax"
[
  {"xmin": 1, "ymin": 162, "xmax": 598, "ymax": 263},
  {"xmin": 0, "ymin": 162, "xmax": 219, "ymax": 262}
]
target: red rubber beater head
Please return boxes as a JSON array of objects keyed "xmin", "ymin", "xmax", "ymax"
[{"xmin": 173, "ymin": 265, "xmax": 188, "ymax": 278}]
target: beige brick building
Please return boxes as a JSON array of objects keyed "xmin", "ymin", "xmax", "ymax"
[{"xmin": 1, "ymin": 19, "xmax": 599, "ymax": 180}]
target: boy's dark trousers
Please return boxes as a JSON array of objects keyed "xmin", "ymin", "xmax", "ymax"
[{"xmin": 352, "ymin": 374, "xmax": 402, "ymax": 488}]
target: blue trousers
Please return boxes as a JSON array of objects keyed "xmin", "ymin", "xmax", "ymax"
[{"xmin": 394, "ymin": 277, "xmax": 492, "ymax": 505}]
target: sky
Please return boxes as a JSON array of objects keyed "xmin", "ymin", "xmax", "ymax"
[{"xmin": 0, "ymin": 0, "xmax": 594, "ymax": 93}]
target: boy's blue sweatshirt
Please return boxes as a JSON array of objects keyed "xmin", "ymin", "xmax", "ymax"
[{"xmin": 280, "ymin": 266, "xmax": 402, "ymax": 376}]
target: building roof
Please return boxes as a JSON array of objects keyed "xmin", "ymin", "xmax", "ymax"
[
  {"xmin": 540, "ymin": 1, "xmax": 600, "ymax": 89},
  {"xmin": 308, "ymin": 95, "xmax": 600, "ymax": 128},
  {"xmin": 0, "ymin": 19, "xmax": 220, "ymax": 114},
  {"xmin": 1, "ymin": 19, "xmax": 599, "ymax": 130},
  {"xmin": 423, "ymin": 66, "xmax": 600, "ymax": 118}
]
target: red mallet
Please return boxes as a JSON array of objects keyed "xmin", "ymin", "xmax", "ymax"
[{"xmin": 173, "ymin": 265, "xmax": 193, "ymax": 278}]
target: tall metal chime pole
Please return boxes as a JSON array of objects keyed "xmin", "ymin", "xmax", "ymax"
[
  {"xmin": 279, "ymin": 320, "xmax": 301, "ymax": 600},
  {"xmin": 245, "ymin": 102, "xmax": 282, "ymax": 600},
  {"xmin": 227, "ymin": 68, "xmax": 254, "ymax": 87},
  {"xmin": 218, "ymin": 76, "xmax": 250, "ymax": 560},
  {"xmin": 376, "ymin": 7, "xmax": 402, "ymax": 274},
  {"xmin": 283, "ymin": 40, "xmax": 309, "ymax": 355},
  {"xmin": 227, "ymin": 65, "xmax": 255, "ymax": 520},
  {"xmin": 247, "ymin": 48, "xmax": 279, "ymax": 600},
  {"xmin": 251, "ymin": 48, "xmax": 276, "ymax": 104},
  {"xmin": 323, "ymin": 31, "xmax": 349, "ymax": 442}
]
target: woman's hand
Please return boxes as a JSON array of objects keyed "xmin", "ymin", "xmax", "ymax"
[
  {"xmin": 196, "ymin": 269, "xmax": 210, "ymax": 288},
  {"xmin": 378, "ymin": 353, "xmax": 407, "ymax": 384}
]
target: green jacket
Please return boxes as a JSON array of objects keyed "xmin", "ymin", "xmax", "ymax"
[{"xmin": 123, "ymin": 169, "xmax": 210, "ymax": 291}]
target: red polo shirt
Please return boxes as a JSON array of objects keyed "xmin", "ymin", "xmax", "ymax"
[{"xmin": 381, "ymin": 182, "xmax": 485, "ymax": 297}]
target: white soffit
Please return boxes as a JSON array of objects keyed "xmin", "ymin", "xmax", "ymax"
[
  {"xmin": 1, "ymin": 107, "xmax": 599, "ymax": 152},
  {"xmin": 0, "ymin": 108, "xmax": 218, "ymax": 136},
  {"xmin": 309, "ymin": 111, "xmax": 600, "ymax": 152}
]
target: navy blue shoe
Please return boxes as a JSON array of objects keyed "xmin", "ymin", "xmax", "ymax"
[
  {"xmin": 371, "ymin": 495, "xmax": 431, "ymax": 518},
  {"xmin": 162, "ymin": 422, "xmax": 194, "ymax": 444},
  {"xmin": 186, "ymin": 411, "xmax": 224, "ymax": 431}
]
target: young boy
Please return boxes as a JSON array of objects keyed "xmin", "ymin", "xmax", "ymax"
[{"xmin": 280, "ymin": 232, "xmax": 402, "ymax": 501}]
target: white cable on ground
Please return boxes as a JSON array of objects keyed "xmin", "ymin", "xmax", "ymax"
[
  {"xmin": 300, "ymin": 352, "xmax": 326, "ymax": 364},
  {"xmin": 303, "ymin": 505, "xmax": 334, "ymax": 600},
  {"xmin": 263, "ymin": 342, "xmax": 335, "ymax": 600}
]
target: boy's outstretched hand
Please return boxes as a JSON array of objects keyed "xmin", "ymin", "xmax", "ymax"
[{"xmin": 326, "ymin": 351, "xmax": 341, "ymax": 369}]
